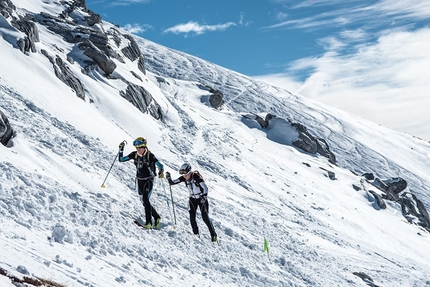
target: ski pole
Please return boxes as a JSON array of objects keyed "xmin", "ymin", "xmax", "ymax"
[
  {"xmin": 161, "ymin": 180, "xmax": 173, "ymax": 224},
  {"xmin": 169, "ymin": 184, "xmax": 177, "ymax": 228},
  {"xmin": 101, "ymin": 140, "xmax": 126, "ymax": 188}
]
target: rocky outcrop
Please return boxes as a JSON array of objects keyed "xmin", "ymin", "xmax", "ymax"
[
  {"xmin": 360, "ymin": 174, "xmax": 430, "ymax": 231},
  {"xmin": 247, "ymin": 113, "xmax": 336, "ymax": 164},
  {"xmin": 0, "ymin": 0, "xmax": 162, "ymax": 120},
  {"xmin": 120, "ymin": 83, "xmax": 163, "ymax": 121},
  {"xmin": 0, "ymin": 0, "xmax": 15, "ymax": 18},
  {"xmin": 291, "ymin": 122, "xmax": 337, "ymax": 164},
  {"xmin": 0, "ymin": 109, "xmax": 14, "ymax": 146},
  {"xmin": 400, "ymin": 192, "xmax": 430, "ymax": 231},
  {"xmin": 209, "ymin": 88, "xmax": 224, "ymax": 109},
  {"xmin": 254, "ymin": 113, "xmax": 274, "ymax": 128},
  {"xmin": 78, "ymin": 38, "xmax": 116, "ymax": 75},
  {"xmin": 12, "ymin": 15, "xmax": 39, "ymax": 53},
  {"xmin": 41, "ymin": 49, "xmax": 86, "ymax": 100}
]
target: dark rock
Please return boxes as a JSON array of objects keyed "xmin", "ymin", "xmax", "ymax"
[
  {"xmin": 130, "ymin": 71, "xmax": 142, "ymax": 81},
  {"xmin": 0, "ymin": 109, "xmax": 14, "ymax": 146},
  {"xmin": 121, "ymin": 34, "xmax": 141, "ymax": 62},
  {"xmin": 79, "ymin": 39, "xmax": 116, "ymax": 75},
  {"xmin": 353, "ymin": 272, "xmax": 381, "ymax": 287},
  {"xmin": 137, "ymin": 56, "xmax": 146, "ymax": 75},
  {"xmin": 209, "ymin": 88, "xmax": 224, "ymax": 109},
  {"xmin": 368, "ymin": 190, "xmax": 387, "ymax": 209},
  {"xmin": 362, "ymin": 173, "xmax": 374, "ymax": 181},
  {"xmin": 85, "ymin": 10, "xmax": 102, "ymax": 26},
  {"xmin": 41, "ymin": 49, "xmax": 86, "ymax": 100},
  {"xmin": 352, "ymin": 184, "xmax": 361, "ymax": 191},
  {"xmin": 255, "ymin": 113, "xmax": 275, "ymax": 129},
  {"xmin": 12, "ymin": 15, "xmax": 39, "ymax": 53},
  {"xmin": 400, "ymin": 192, "xmax": 430, "ymax": 231},
  {"xmin": 0, "ymin": 0, "xmax": 15, "ymax": 18},
  {"xmin": 120, "ymin": 83, "xmax": 163, "ymax": 121}
]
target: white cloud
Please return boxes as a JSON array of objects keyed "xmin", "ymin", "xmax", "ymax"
[
  {"xmin": 109, "ymin": 0, "xmax": 150, "ymax": 7},
  {"xmin": 163, "ymin": 21, "xmax": 236, "ymax": 36},
  {"xmin": 259, "ymin": 28, "xmax": 430, "ymax": 141},
  {"xmin": 121, "ymin": 23, "xmax": 152, "ymax": 34}
]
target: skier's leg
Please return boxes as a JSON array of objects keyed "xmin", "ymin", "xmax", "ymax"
[
  {"xmin": 188, "ymin": 198, "xmax": 199, "ymax": 235},
  {"xmin": 139, "ymin": 179, "xmax": 152, "ymax": 225},
  {"xmin": 200, "ymin": 200, "xmax": 216, "ymax": 238}
]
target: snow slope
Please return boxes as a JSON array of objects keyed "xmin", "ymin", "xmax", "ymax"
[{"xmin": 1, "ymin": 1, "xmax": 430, "ymax": 286}]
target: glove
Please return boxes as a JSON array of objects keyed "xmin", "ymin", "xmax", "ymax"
[
  {"xmin": 118, "ymin": 141, "xmax": 126, "ymax": 150},
  {"xmin": 158, "ymin": 170, "xmax": 164, "ymax": 179},
  {"xmin": 166, "ymin": 172, "xmax": 171, "ymax": 180},
  {"xmin": 200, "ymin": 195, "xmax": 207, "ymax": 204}
]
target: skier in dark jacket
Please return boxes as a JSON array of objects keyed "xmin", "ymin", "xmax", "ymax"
[
  {"xmin": 166, "ymin": 163, "xmax": 217, "ymax": 242},
  {"xmin": 119, "ymin": 137, "xmax": 164, "ymax": 229}
]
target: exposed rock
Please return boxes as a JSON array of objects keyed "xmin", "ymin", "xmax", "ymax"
[
  {"xmin": 209, "ymin": 88, "xmax": 224, "ymax": 109},
  {"xmin": 41, "ymin": 49, "xmax": 86, "ymax": 99},
  {"xmin": 78, "ymin": 38, "xmax": 116, "ymax": 75},
  {"xmin": 12, "ymin": 15, "xmax": 39, "ymax": 53},
  {"xmin": 400, "ymin": 192, "xmax": 430, "ymax": 231},
  {"xmin": 255, "ymin": 113, "xmax": 275, "ymax": 129},
  {"xmin": 130, "ymin": 71, "xmax": 142, "ymax": 81},
  {"xmin": 84, "ymin": 10, "xmax": 102, "ymax": 26},
  {"xmin": 362, "ymin": 173, "xmax": 375, "ymax": 181},
  {"xmin": 121, "ymin": 34, "xmax": 141, "ymax": 62},
  {"xmin": 247, "ymin": 114, "xmax": 336, "ymax": 164},
  {"xmin": 0, "ymin": 109, "xmax": 14, "ymax": 146},
  {"xmin": 291, "ymin": 122, "xmax": 337, "ymax": 164},
  {"xmin": 353, "ymin": 272, "xmax": 381, "ymax": 287},
  {"xmin": 137, "ymin": 56, "xmax": 146, "ymax": 75},
  {"xmin": 120, "ymin": 82, "xmax": 163, "ymax": 121},
  {"xmin": 0, "ymin": 0, "xmax": 15, "ymax": 18},
  {"xmin": 368, "ymin": 190, "xmax": 387, "ymax": 209}
]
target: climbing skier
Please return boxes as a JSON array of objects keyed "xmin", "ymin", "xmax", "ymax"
[
  {"xmin": 119, "ymin": 137, "xmax": 164, "ymax": 229},
  {"xmin": 166, "ymin": 163, "xmax": 217, "ymax": 242}
]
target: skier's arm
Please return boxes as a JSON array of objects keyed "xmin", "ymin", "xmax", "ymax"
[
  {"xmin": 166, "ymin": 173, "xmax": 184, "ymax": 186},
  {"xmin": 119, "ymin": 151, "xmax": 134, "ymax": 162}
]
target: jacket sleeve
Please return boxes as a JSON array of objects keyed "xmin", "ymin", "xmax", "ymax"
[
  {"xmin": 119, "ymin": 151, "xmax": 134, "ymax": 162},
  {"xmin": 169, "ymin": 176, "xmax": 185, "ymax": 186}
]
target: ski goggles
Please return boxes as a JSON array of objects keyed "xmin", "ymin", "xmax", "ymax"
[
  {"xmin": 133, "ymin": 139, "xmax": 146, "ymax": 148},
  {"xmin": 179, "ymin": 170, "xmax": 189, "ymax": 175}
]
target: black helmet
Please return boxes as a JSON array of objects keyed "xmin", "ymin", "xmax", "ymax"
[
  {"xmin": 179, "ymin": 163, "xmax": 191, "ymax": 174},
  {"xmin": 133, "ymin": 137, "xmax": 147, "ymax": 148}
]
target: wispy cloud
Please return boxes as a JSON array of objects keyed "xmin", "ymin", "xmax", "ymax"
[
  {"xmin": 256, "ymin": 27, "xmax": 430, "ymax": 141},
  {"xmin": 108, "ymin": 0, "xmax": 150, "ymax": 7},
  {"xmin": 121, "ymin": 23, "xmax": 153, "ymax": 34},
  {"xmin": 164, "ymin": 21, "xmax": 236, "ymax": 36},
  {"xmin": 239, "ymin": 13, "xmax": 253, "ymax": 27}
]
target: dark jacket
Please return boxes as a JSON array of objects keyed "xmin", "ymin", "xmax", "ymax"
[{"xmin": 119, "ymin": 150, "xmax": 163, "ymax": 179}]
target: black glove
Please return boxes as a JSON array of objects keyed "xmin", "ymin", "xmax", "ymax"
[
  {"xmin": 118, "ymin": 141, "xmax": 126, "ymax": 150},
  {"xmin": 166, "ymin": 172, "xmax": 171, "ymax": 180},
  {"xmin": 200, "ymin": 195, "xmax": 207, "ymax": 204},
  {"xmin": 158, "ymin": 170, "xmax": 164, "ymax": 179}
]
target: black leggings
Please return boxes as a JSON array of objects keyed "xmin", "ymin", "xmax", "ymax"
[
  {"xmin": 189, "ymin": 197, "xmax": 216, "ymax": 237},
  {"xmin": 138, "ymin": 179, "xmax": 159, "ymax": 225}
]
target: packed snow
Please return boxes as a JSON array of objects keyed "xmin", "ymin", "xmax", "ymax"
[{"xmin": 1, "ymin": 0, "xmax": 430, "ymax": 286}]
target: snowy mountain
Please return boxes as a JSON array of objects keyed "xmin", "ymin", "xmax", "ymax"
[{"xmin": 1, "ymin": 0, "xmax": 430, "ymax": 286}]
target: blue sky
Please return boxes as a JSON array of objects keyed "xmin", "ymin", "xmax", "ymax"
[{"xmin": 86, "ymin": 0, "xmax": 430, "ymax": 141}]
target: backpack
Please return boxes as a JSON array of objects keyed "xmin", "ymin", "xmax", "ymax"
[{"xmin": 187, "ymin": 170, "xmax": 206, "ymax": 193}]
